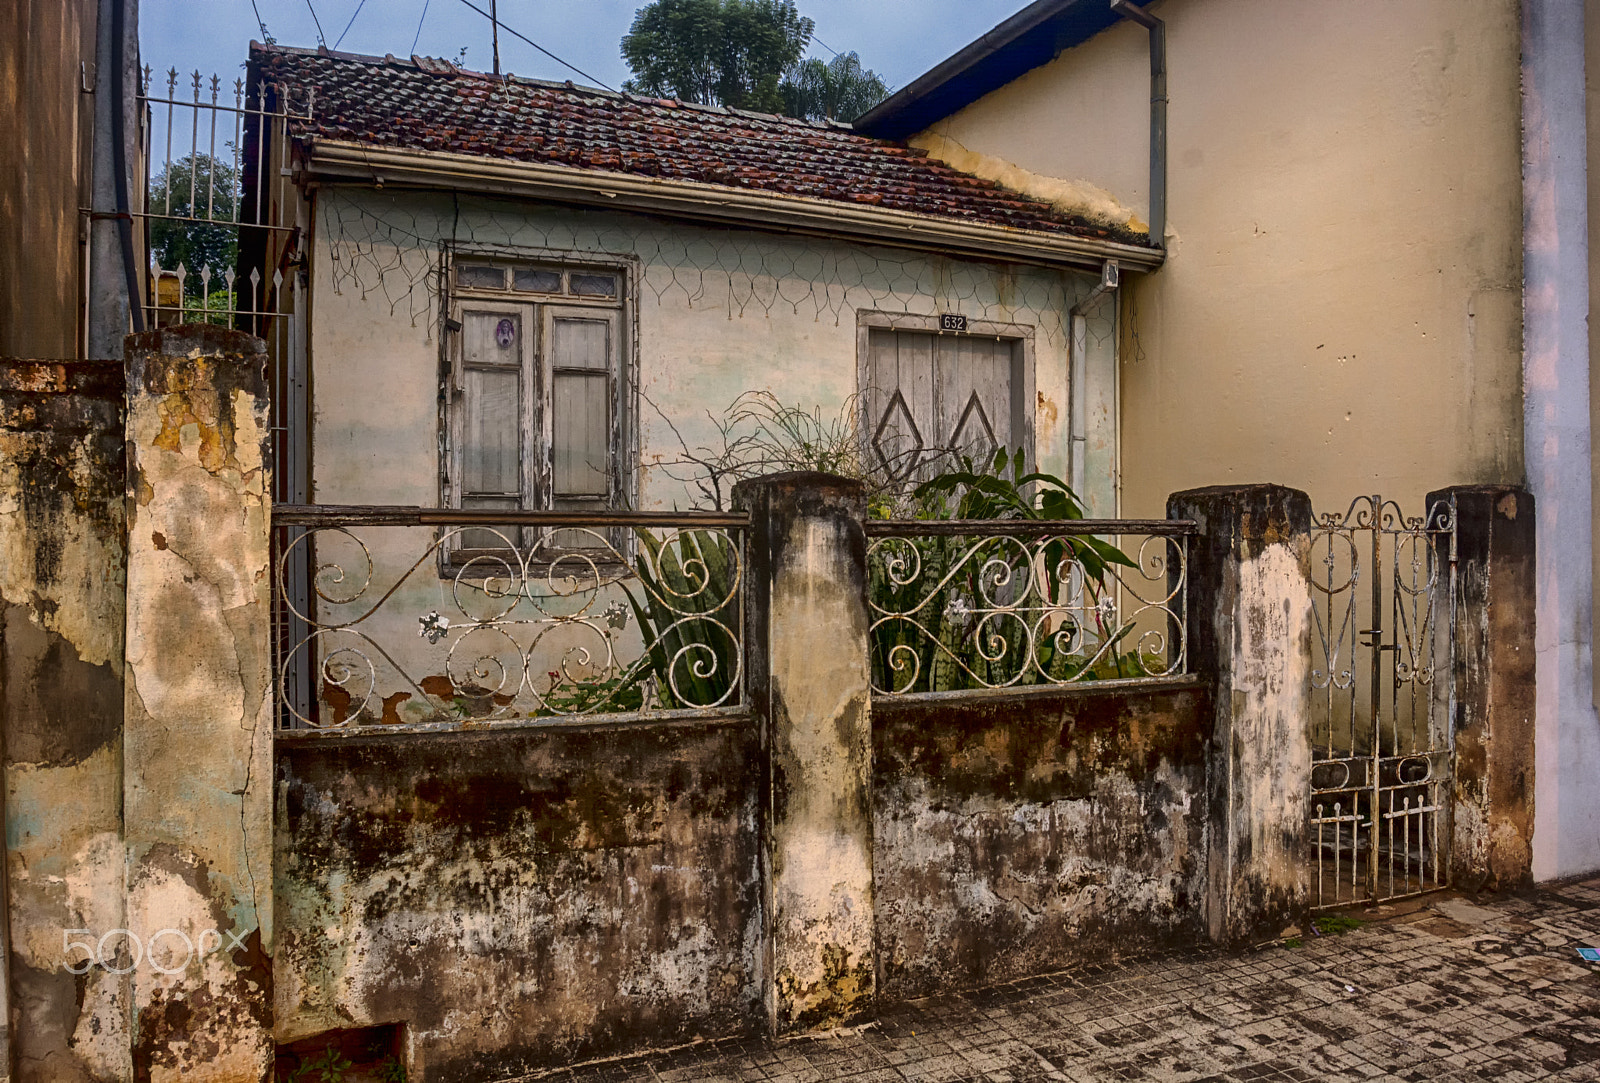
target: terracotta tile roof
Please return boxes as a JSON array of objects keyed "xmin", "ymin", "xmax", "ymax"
[{"xmin": 251, "ymin": 43, "xmax": 1153, "ymax": 248}]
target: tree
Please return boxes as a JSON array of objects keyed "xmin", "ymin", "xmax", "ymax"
[
  {"xmin": 780, "ymin": 51, "xmax": 889, "ymax": 122},
  {"xmin": 621, "ymin": 0, "xmax": 813, "ymax": 114},
  {"xmin": 147, "ymin": 152, "xmax": 239, "ymax": 293}
]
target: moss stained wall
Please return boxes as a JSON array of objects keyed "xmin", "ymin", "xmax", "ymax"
[
  {"xmin": 274, "ymin": 719, "xmax": 763, "ymax": 1082},
  {"xmin": 0, "ymin": 358, "xmax": 129, "ymax": 1081},
  {"xmin": 872, "ymin": 683, "xmax": 1209, "ymax": 1000}
]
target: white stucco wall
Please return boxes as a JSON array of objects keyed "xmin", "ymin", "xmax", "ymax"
[
  {"xmin": 309, "ymin": 189, "xmax": 1108, "ymax": 511},
  {"xmin": 298, "ymin": 189, "xmax": 1110, "ymax": 724}
]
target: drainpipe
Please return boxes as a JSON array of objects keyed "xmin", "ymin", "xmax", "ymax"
[
  {"xmin": 1110, "ymin": 0, "xmax": 1167, "ymax": 246},
  {"xmin": 1070, "ymin": 260, "xmax": 1120, "ymax": 503}
]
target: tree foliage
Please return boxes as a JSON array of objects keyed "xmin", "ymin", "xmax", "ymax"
[
  {"xmin": 780, "ymin": 51, "xmax": 889, "ymax": 122},
  {"xmin": 147, "ymin": 152, "xmax": 239, "ymax": 293},
  {"xmin": 621, "ymin": 0, "xmax": 813, "ymax": 114}
]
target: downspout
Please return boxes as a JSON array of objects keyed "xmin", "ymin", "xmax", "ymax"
[
  {"xmin": 110, "ymin": 0, "xmax": 145, "ymax": 335},
  {"xmin": 1069, "ymin": 260, "xmax": 1120, "ymax": 503},
  {"xmin": 1111, "ymin": 0, "xmax": 1167, "ymax": 246}
]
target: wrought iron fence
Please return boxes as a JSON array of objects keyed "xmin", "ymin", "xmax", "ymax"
[
  {"xmin": 138, "ymin": 66, "xmax": 313, "ymax": 328},
  {"xmin": 1309, "ymin": 494, "xmax": 1454, "ymax": 910},
  {"xmin": 865, "ymin": 518, "xmax": 1194, "ymax": 696},
  {"xmin": 272, "ymin": 506, "xmax": 747, "ymax": 736}
]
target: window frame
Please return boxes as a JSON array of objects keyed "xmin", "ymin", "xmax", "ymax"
[
  {"xmin": 855, "ymin": 310, "xmax": 1037, "ymax": 481},
  {"xmin": 441, "ymin": 247, "xmax": 638, "ymax": 569}
]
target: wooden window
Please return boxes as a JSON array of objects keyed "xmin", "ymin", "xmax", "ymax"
[
  {"xmin": 445, "ymin": 257, "xmax": 627, "ymax": 562},
  {"xmin": 859, "ymin": 315, "xmax": 1033, "ymax": 482}
]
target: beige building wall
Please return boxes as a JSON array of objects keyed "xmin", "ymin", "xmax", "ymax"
[
  {"xmin": 0, "ymin": 0, "xmax": 97, "ymax": 358},
  {"xmin": 921, "ymin": 0, "xmax": 1526, "ymax": 519}
]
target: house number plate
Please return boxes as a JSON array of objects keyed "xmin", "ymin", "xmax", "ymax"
[{"xmin": 940, "ymin": 313, "xmax": 968, "ymax": 332}]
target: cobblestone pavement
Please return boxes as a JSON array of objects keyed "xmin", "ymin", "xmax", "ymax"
[{"xmin": 531, "ymin": 877, "xmax": 1600, "ymax": 1083}]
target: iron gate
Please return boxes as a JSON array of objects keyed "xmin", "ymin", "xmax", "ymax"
[{"xmin": 1308, "ymin": 494, "xmax": 1455, "ymax": 910}]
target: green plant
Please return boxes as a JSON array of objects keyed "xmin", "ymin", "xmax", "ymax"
[
  {"xmin": 1283, "ymin": 936, "xmax": 1303, "ymax": 949},
  {"xmin": 287, "ymin": 1044, "xmax": 351, "ymax": 1083},
  {"xmin": 625, "ymin": 529, "xmax": 741, "ymax": 710},
  {"xmin": 1313, "ymin": 914, "xmax": 1364, "ymax": 936},
  {"xmin": 869, "ymin": 448, "xmax": 1139, "ymax": 694},
  {"xmin": 376, "ymin": 1055, "xmax": 407, "ymax": 1083}
]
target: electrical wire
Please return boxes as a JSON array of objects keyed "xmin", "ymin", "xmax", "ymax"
[
  {"xmin": 334, "ymin": 0, "xmax": 368, "ymax": 50},
  {"xmin": 249, "ymin": 0, "xmax": 272, "ymax": 42},
  {"xmin": 453, "ymin": 0, "xmax": 616, "ymax": 90},
  {"xmin": 811, "ymin": 34, "xmax": 841, "ymax": 59},
  {"xmin": 304, "ymin": 0, "xmax": 328, "ymax": 47},
  {"xmin": 410, "ymin": 0, "xmax": 432, "ymax": 56}
]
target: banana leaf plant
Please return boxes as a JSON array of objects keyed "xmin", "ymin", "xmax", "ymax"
[
  {"xmin": 869, "ymin": 448, "xmax": 1140, "ymax": 694},
  {"xmin": 623, "ymin": 528, "xmax": 741, "ymax": 710}
]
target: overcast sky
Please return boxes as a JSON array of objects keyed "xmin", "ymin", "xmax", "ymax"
[{"xmin": 140, "ymin": 0, "xmax": 1024, "ymax": 98}]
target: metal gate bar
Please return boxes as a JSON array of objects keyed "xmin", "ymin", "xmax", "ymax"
[{"xmin": 1309, "ymin": 495, "xmax": 1454, "ymax": 911}]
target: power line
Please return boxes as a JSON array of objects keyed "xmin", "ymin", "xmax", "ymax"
[
  {"xmin": 453, "ymin": 0, "xmax": 616, "ymax": 90},
  {"xmin": 249, "ymin": 0, "xmax": 272, "ymax": 42},
  {"xmin": 410, "ymin": 0, "xmax": 432, "ymax": 55},
  {"xmin": 811, "ymin": 34, "xmax": 842, "ymax": 59},
  {"xmin": 334, "ymin": 0, "xmax": 368, "ymax": 50},
  {"xmin": 304, "ymin": 0, "xmax": 328, "ymax": 47}
]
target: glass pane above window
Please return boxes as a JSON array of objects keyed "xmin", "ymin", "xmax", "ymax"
[
  {"xmin": 457, "ymin": 263, "xmax": 506, "ymax": 289},
  {"xmin": 512, "ymin": 267, "xmax": 562, "ymax": 293},
  {"xmin": 569, "ymin": 272, "xmax": 618, "ymax": 297}
]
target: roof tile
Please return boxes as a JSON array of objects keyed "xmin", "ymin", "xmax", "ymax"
[{"xmin": 251, "ymin": 43, "xmax": 1151, "ymax": 248}]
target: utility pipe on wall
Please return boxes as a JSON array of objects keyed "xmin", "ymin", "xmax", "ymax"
[
  {"xmin": 1111, "ymin": 0, "xmax": 1167, "ymax": 246},
  {"xmin": 1070, "ymin": 260, "xmax": 1120, "ymax": 502}
]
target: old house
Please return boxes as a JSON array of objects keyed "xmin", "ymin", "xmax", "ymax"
[{"xmin": 0, "ymin": 0, "xmax": 1594, "ymax": 1080}]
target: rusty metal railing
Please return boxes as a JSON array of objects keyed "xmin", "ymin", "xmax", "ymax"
[
  {"xmin": 865, "ymin": 518, "xmax": 1195, "ymax": 697},
  {"xmin": 272, "ymin": 506, "xmax": 748, "ymax": 736}
]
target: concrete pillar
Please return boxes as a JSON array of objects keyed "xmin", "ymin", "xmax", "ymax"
[
  {"xmin": 1523, "ymin": 0, "xmax": 1600, "ymax": 878},
  {"xmin": 1167, "ymin": 484, "xmax": 1313, "ymax": 946},
  {"xmin": 0, "ymin": 358, "xmax": 129, "ymax": 1081},
  {"xmin": 1430, "ymin": 486, "xmax": 1538, "ymax": 892},
  {"xmin": 733, "ymin": 472, "xmax": 875, "ymax": 1034},
  {"xmin": 123, "ymin": 327, "xmax": 273, "ymax": 1080}
]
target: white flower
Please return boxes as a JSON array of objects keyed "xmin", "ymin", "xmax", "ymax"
[
  {"xmin": 419, "ymin": 611, "xmax": 451, "ymax": 644},
  {"xmin": 603, "ymin": 600, "xmax": 630, "ymax": 630}
]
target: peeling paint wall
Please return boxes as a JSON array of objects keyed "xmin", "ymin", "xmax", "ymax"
[
  {"xmin": 0, "ymin": 357, "xmax": 129, "ymax": 1081},
  {"xmin": 273, "ymin": 721, "xmax": 763, "ymax": 1081},
  {"xmin": 1171, "ymin": 484, "xmax": 1313, "ymax": 946},
  {"xmin": 872, "ymin": 684, "xmax": 1209, "ymax": 1000},
  {"xmin": 122, "ymin": 327, "xmax": 275, "ymax": 1081},
  {"xmin": 735, "ymin": 473, "xmax": 875, "ymax": 1034},
  {"xmin": 1434, "ymin": 485, "xmax": 1537, "ymax": 891}
]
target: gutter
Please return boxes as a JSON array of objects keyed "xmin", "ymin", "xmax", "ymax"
[{"xmin": 299, "ymin": 140, "xmax": 1165, "ymax": 273}]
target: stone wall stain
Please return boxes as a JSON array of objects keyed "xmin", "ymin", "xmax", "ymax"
[
  {"xmin": 275, "ymin": 720, "xmax": 763, "ymax": 1081},
  {"xmin": 873, "ymin": 684, "xmax": 1210, "ymax": 1000}
]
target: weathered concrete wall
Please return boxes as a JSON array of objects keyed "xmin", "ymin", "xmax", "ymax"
[
  {"xmin": 0, "ymin": 0, "xmax": 96, "ymax": 358},
  {"xmin": 1433, "ymin": 485, "xmax": 1537, "ymax": 892},
  {"xmin": 1170, "ymin": 484, "xmax": 1312, "ymax": 946},
  {"xmin": 735, "ymin": 473, "xmax": 875, "ymax": 1033},
  {"xmin": 919, "ymin": 0, "xmax": 1526, "ymax": 519},
  {"xmin": 872, "ymin": 683, "xmax": 1209, "ymax": 1000},
  {"xmin": 308, "ymin": 189, "xmax": 1110, "ymax": 513},
  {"xmin": 123, "ymin": 326, "xmax": 274, "ymax": 1080},
  {"xmin": 274, "ymin": 720, "xmax": 763, "ymax": 1081},
  {"xmin": 0, "ymin": 358, "xmax": 128, "ymax": 1080}
]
